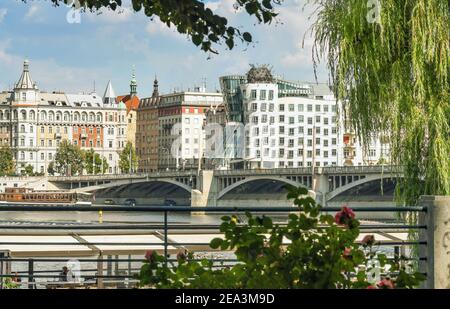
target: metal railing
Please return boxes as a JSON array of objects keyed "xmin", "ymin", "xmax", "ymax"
[{"xmin": 0, "ymin": 204, "xmax": 427, "ymax": 289}]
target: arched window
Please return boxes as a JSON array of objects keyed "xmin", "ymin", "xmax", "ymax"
[
  {"xmin": 63, "ymin": 112, "xmax": 70, "ymax": 122},
  {"xmin": 56, "ymin": 112, "xmax": 62, "ymax": 122},
  {"xmin": 40, "ymin": 111, "xmax": 47, "ymax": 121},
  {"xmin": 96, "ymin": 113, "xmax": 102, "ymax": 122},
  {"xmin": 21, "ymin": 110, "xmax": 27, "ymax": 120},
  {"xmin": 89, "ymin": 112, "xmax": 95, "ymax": 122},
  {"xmin": 49, "ymin": 111, "xmax": 54, "ymax": 121},
  {"xmin": 29, "ymin": 110, "xmax": 35, "ymax": 120},
  {"xmin": 20, "ymin": 125, "xmax": 25, "ymax": 133},
  {"xmin": 74, "ymin": 112, "xmax": 80, "ymax": 122},
  {"xmin": 81, "ymin": 112, "xmax": 87, "ymax": 122}
]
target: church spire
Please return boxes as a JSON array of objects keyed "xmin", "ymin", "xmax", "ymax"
[
  {"xmin": 130, "ymin": 65, "xmax": 137, "ymax": 97},
  {"xmin": 152, "ymin": 75, "xmax": 159, "ymax": 97}
]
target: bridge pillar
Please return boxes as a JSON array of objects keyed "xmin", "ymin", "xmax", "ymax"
[
  {"xmin": 419, "ymin": 195, "xmax": 450, "ymax": 289},
  {"xmin": 191, "ymin": 170, "xmax": 219, "ymax": 211},
  {"xmin": 312, "ymin": 172, "xmax": 330, "ymax": 206}
]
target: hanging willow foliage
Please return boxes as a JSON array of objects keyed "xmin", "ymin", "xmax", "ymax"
[{"xmin": 310, "ymin": 0, "xmax": 450, "ymax": 205}]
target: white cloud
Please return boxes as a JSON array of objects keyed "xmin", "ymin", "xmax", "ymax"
[
  {"xmin": 24, "ymin": 4, "xmax": 45, "ymax": 23},
  {"xmin": 145, "ymin": 18, "xmax": 188, "ymax": 40},
  {"xmin": 85, "ymin": 6, "xmax": 134, "ymax": 23},
  {"xmin": 0, "ymin": 8, "xmax": 7, "ymax": 23}
]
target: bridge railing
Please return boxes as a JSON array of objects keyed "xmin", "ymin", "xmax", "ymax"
[
  {"xmin": 213, "ymin": 165, "xmax": 401, "ymax": 176},
  {"xmin": 0, "ymin": 202, "xmax": 437, "ymax": 289},
  {"xmin": 48, "ymin": 171, "xmax": 196, "ymax": 182}
]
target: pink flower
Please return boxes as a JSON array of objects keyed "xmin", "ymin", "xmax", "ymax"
[
  {"xmin": 334, "ymin": 206, "xmax": 356, "ymax": 226},
  {"xmin": 362, "ymin": 235, "xmax": 376, "ymax": 247},
  {"xmin": 377, "ymin": 278, "xmax": 395, "ymax": 289},
  {"xmin": 366, "ymin": 285, "xmax": 378, "ymax": 289},
  {"xmin": 145, "ymin": 250, "xmax": 156, "ymax": 262},
  {"xmin": 342, "ymin": 247, "xmax": 352, "ymax": 259}
]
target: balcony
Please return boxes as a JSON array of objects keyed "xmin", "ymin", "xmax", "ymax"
[
  {"xmin": 54, "ymin": 133, "xmax": 62, "ymax": 139},
  {"xmin": 80, "ymin": 133, "xmax": 88, "ymax": 139}
]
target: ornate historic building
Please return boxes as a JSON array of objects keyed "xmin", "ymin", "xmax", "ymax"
[
  {"xmin": 0, "ymin": 60, "xmax": 127, "ymax": 175},
  {"xmin": 117, "ymin": 69, "xmax": 140, "ymax": 146}
]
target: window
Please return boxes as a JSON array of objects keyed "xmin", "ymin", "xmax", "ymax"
[
  {"xmin": 324, "ymin": 140, "xmax": 329, "ymax": 147},
  {"xmin": 109, "ymin": 141, "xmax": 113, "ymax": 148},
  {"xmin": 316, "ymin": 138, "xmax": 321, "ymax": 145},
  {"xmin": 269, "ymin": 103, "xmax": 274, "ymax": 112},
  {"xmin": 279, "ymin": 115, "xmax": 285, "ymax": 123},
  {"xmin": 260, "ymin": 90, "xmax": 266, "ymax": 100},
  {"xmin": 331, "ymin": 105, "xmax": 337, "ymax": 112},
  {"xmin": 316, "ymin": 115, "xmax": 321, "ymax": 123},
  {"xmin": 261, "ymin": 114, "xmax": 267, "ymax": 123},
  {"xmin": 48, "ymin": 140, "xmax": 52, "ymax": 147},
  {"xmin": 298, "ymin": 149, "xmax": 304, "ymax": 156},
  {"xmin": 332, "ymin": 127, "xmax": 337, "ymax": 134},
  {"xmin": 307, "ymin": 150, "xmax": 312, "ymax": 158},
  {"xmin": 279, "ymin": 126, "xmax": 285, "ymax": 134},
  {"xmin": 298, "ymin": 115, "xmax": 304, "ymax": 123},
  {"xmin": 324, "ymin": 105, "xmax": 329, "ymax": 112},
  {"xmin": 324, "ymin": 118, "xmax": 329, "ymax": 125},
  {"xmin": 279, "ymin": 137, "xmax": 285, "ymax": 146},
  {"xmin": 49, "ymin": 127, "xmax": 53, "ymax": 134},
  {"xmin": 308, "ymin": 128, "xmax": 313, "ymax": 136},
  {"xmin": 20, "ymin": 125, "xmax": 25, "ymax": 133},
  {"xmin": 261, "ymin": 103, "xmax": 267, "ymax": 112},
  {"xmin": 279, "ymin": 104, "xmax": 285, "ymax": 112},
  {"xmin": 29, "ymin": 139, "xmax": 33, "ymax": 147},
  {"xmin": 315, "ymin": 127, "xmax": 320, "ymax": 134},
  {"xmin": 332, "ymin": 138, "xmax": 337, "ymax": 145},
  {"xmin": 298, "ymin": 104, "xmax": 304, "ymax": 112},
  {"xmin": 289, "ymin": 128, "xmax": 295, "ymax": 136},
  {"xmin": 289, "ymin": 117, "xmax": 295, "ymax": 124},
  {"xmin": 288, "ymin": 104, "xmax": 294, "ymax": 112},
  {"xmin": 315, "ymin": 105, "xmax": 321, "ymax": 112},
  {"xmin": 307, "ymin": 139, "xmax": 312, "ymax": 147},
  {"xmin": 324, "ymin": 129, "xmax": 329, "ymax": 136},
  {"xmin": 288, "ymin": 139, "xmax": 294, "ymax": 147},
  {"xmin": 89, "ymin": 141, "xmax": 93, "ymax": 147},
  {"xmin": 20, "ymin": 139, "xmax": 25, "ymax": 146},
  {"xmin": 252, "ymin": 116, "xmax": 258, "ymax": 124},
  {"xmin": 279, "ymin": 149, "xmax": 285, "ymax": 157},
  {"xmin": 324, "ymin": 151, "xmax": 329, "ymax": 158},
  {"xmin": 307, "ymin": 117, "xmax": 313, "ymax": 125},
  {"xmin": 298, "ymin": 138, "xmax": 304, "ymax": 145},
  {"xmin": 251, "ymin": 90, "xmax": 257, "ymax": 99},
  {"xmin": 81, "ymin": 140, "xmax": 85, "ymax": 147},
  {"xmin": 332, "ymin": 149, "xmax": 337, "ymax": 156},
  {"xmin": 307, "ymin": 104, "xmax": 313, "ymax": 112},
  {"xmin": 185, "ymin": 118, "xmax": 190, "ymax": 124},
  {"xmin": 30, "ymin": 126, "xmax": 33, "ymax": 133},
  {"xmin": 268, "ymin": 90, "xmax": 274, "ymax": 100},
  {"xmin": 298, "ymin": 127, "xmax": 304, "ymax": 134},
  {"xmin": 251, "ymin": 103, "xmax": 258, "ymax": 111},
  {"xmin": 40, "ymin": 139, "xmax": 44, "ymax": 147}
]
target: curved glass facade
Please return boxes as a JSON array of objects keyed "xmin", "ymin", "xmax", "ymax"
[{"xmin": 219, "ymin": 75, "xmax": 247, "ymax": 122}]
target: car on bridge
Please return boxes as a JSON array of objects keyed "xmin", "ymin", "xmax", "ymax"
[{"xmin": 124, "ymin": 198, "xmax": 137, "ymax": 207}]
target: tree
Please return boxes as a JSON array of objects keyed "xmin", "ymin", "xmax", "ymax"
[
  {"xmin": 47, "ymin": 162, "xmax": 56, "ymax": 176},
  {"xmin": 83, "ymin": 148, "xmax": 109, "ymax": 174},
  {"xmin": 25, "ymin": 0, "xmax": 281, "ymax": 53},
  {"xmin": 24, "ymin": 164, "xmax": 34, "ymax": 176},
  {"xmin": 0, "ymin": 145, "xmax": 15, "ymax": 176},
  {"xmin": 138, "ymin": 186, "xmax": 425, "ymax": 289},
  {"xmin": 310, "ymin": 0, "xmax": 449, "ymax": 205},
  {"xmin": 119, "ymin": 142, "xmax": 138, "ymax": 174},
  {"xmin": 54, "ymin": 140, "xmax": 84, "ymax": 176}
]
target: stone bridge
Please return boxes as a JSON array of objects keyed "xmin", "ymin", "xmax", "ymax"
[{"xmin": 47, "ymin": 166, "xmax": 401, "ymax": 208}]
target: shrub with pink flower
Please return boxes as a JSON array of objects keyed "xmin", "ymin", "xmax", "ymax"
[
  {"xmin": 334, "ymin": 206, "xmax": 357, "ymax": 228},
  {"xmin": 377, "ymin": 278, "xmax": 395, "ymax": 289}
]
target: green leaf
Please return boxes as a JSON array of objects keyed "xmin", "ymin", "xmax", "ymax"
[
  {"xmin": 210, "ymin": 238, "xmax": 223, "ymax": 249},
  {"xmin": 242, "ymin": 32, "xmax": 252, "ymax": 42}
]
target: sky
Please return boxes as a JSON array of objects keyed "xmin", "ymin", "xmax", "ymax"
[{"xmin": 0, "ymin": 0, "xmax": 328, "ymax": 97}]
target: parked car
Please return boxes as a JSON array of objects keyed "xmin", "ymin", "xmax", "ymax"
[
  {"xmin": 104, "ymin": 199, "xmax": 115, "ymax": 205},
  {"xmin": 124, "ymin": 198, "xmax": 137, "ymax": 207}
]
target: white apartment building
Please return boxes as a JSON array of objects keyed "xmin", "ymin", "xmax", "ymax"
[
  {"xmin": 221, "ymin": 66, "xmax": 389, "ymax": 169},
  {"xmin": 158, "ymin": 89, "xmax": 223, "ymax": 170},
  {"xmin": 0, "ymin": 60, "xmax": 127, "ymax": 175}
]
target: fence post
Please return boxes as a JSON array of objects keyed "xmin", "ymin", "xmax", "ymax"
[
  {"xmin": 164, "ymin": 210, "xmax": 168, "ymax": 266},
  {"xmin": 418, "ymin": 195, "xmax": 450, "ymax": 289},
  {"xmin": 28, "ymin": 258, "xmax": 34, "ymax": 289}
]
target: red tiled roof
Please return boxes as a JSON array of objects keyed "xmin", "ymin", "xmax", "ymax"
[{"xmin": 117, "ymin": 95, "xmax": 140, "ymax": 113}]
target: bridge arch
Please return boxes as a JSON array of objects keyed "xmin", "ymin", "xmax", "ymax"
[
  {"xmin": 217, "ymin": 176, "xmax": 306, "ymax": 200},
  {"xmin": 72, "ymin": 178, "xmax": 193, "ymax": 194},
  {"xmin": 326, "ymin": 175, "xmax": 399, "ymax": 201}
]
